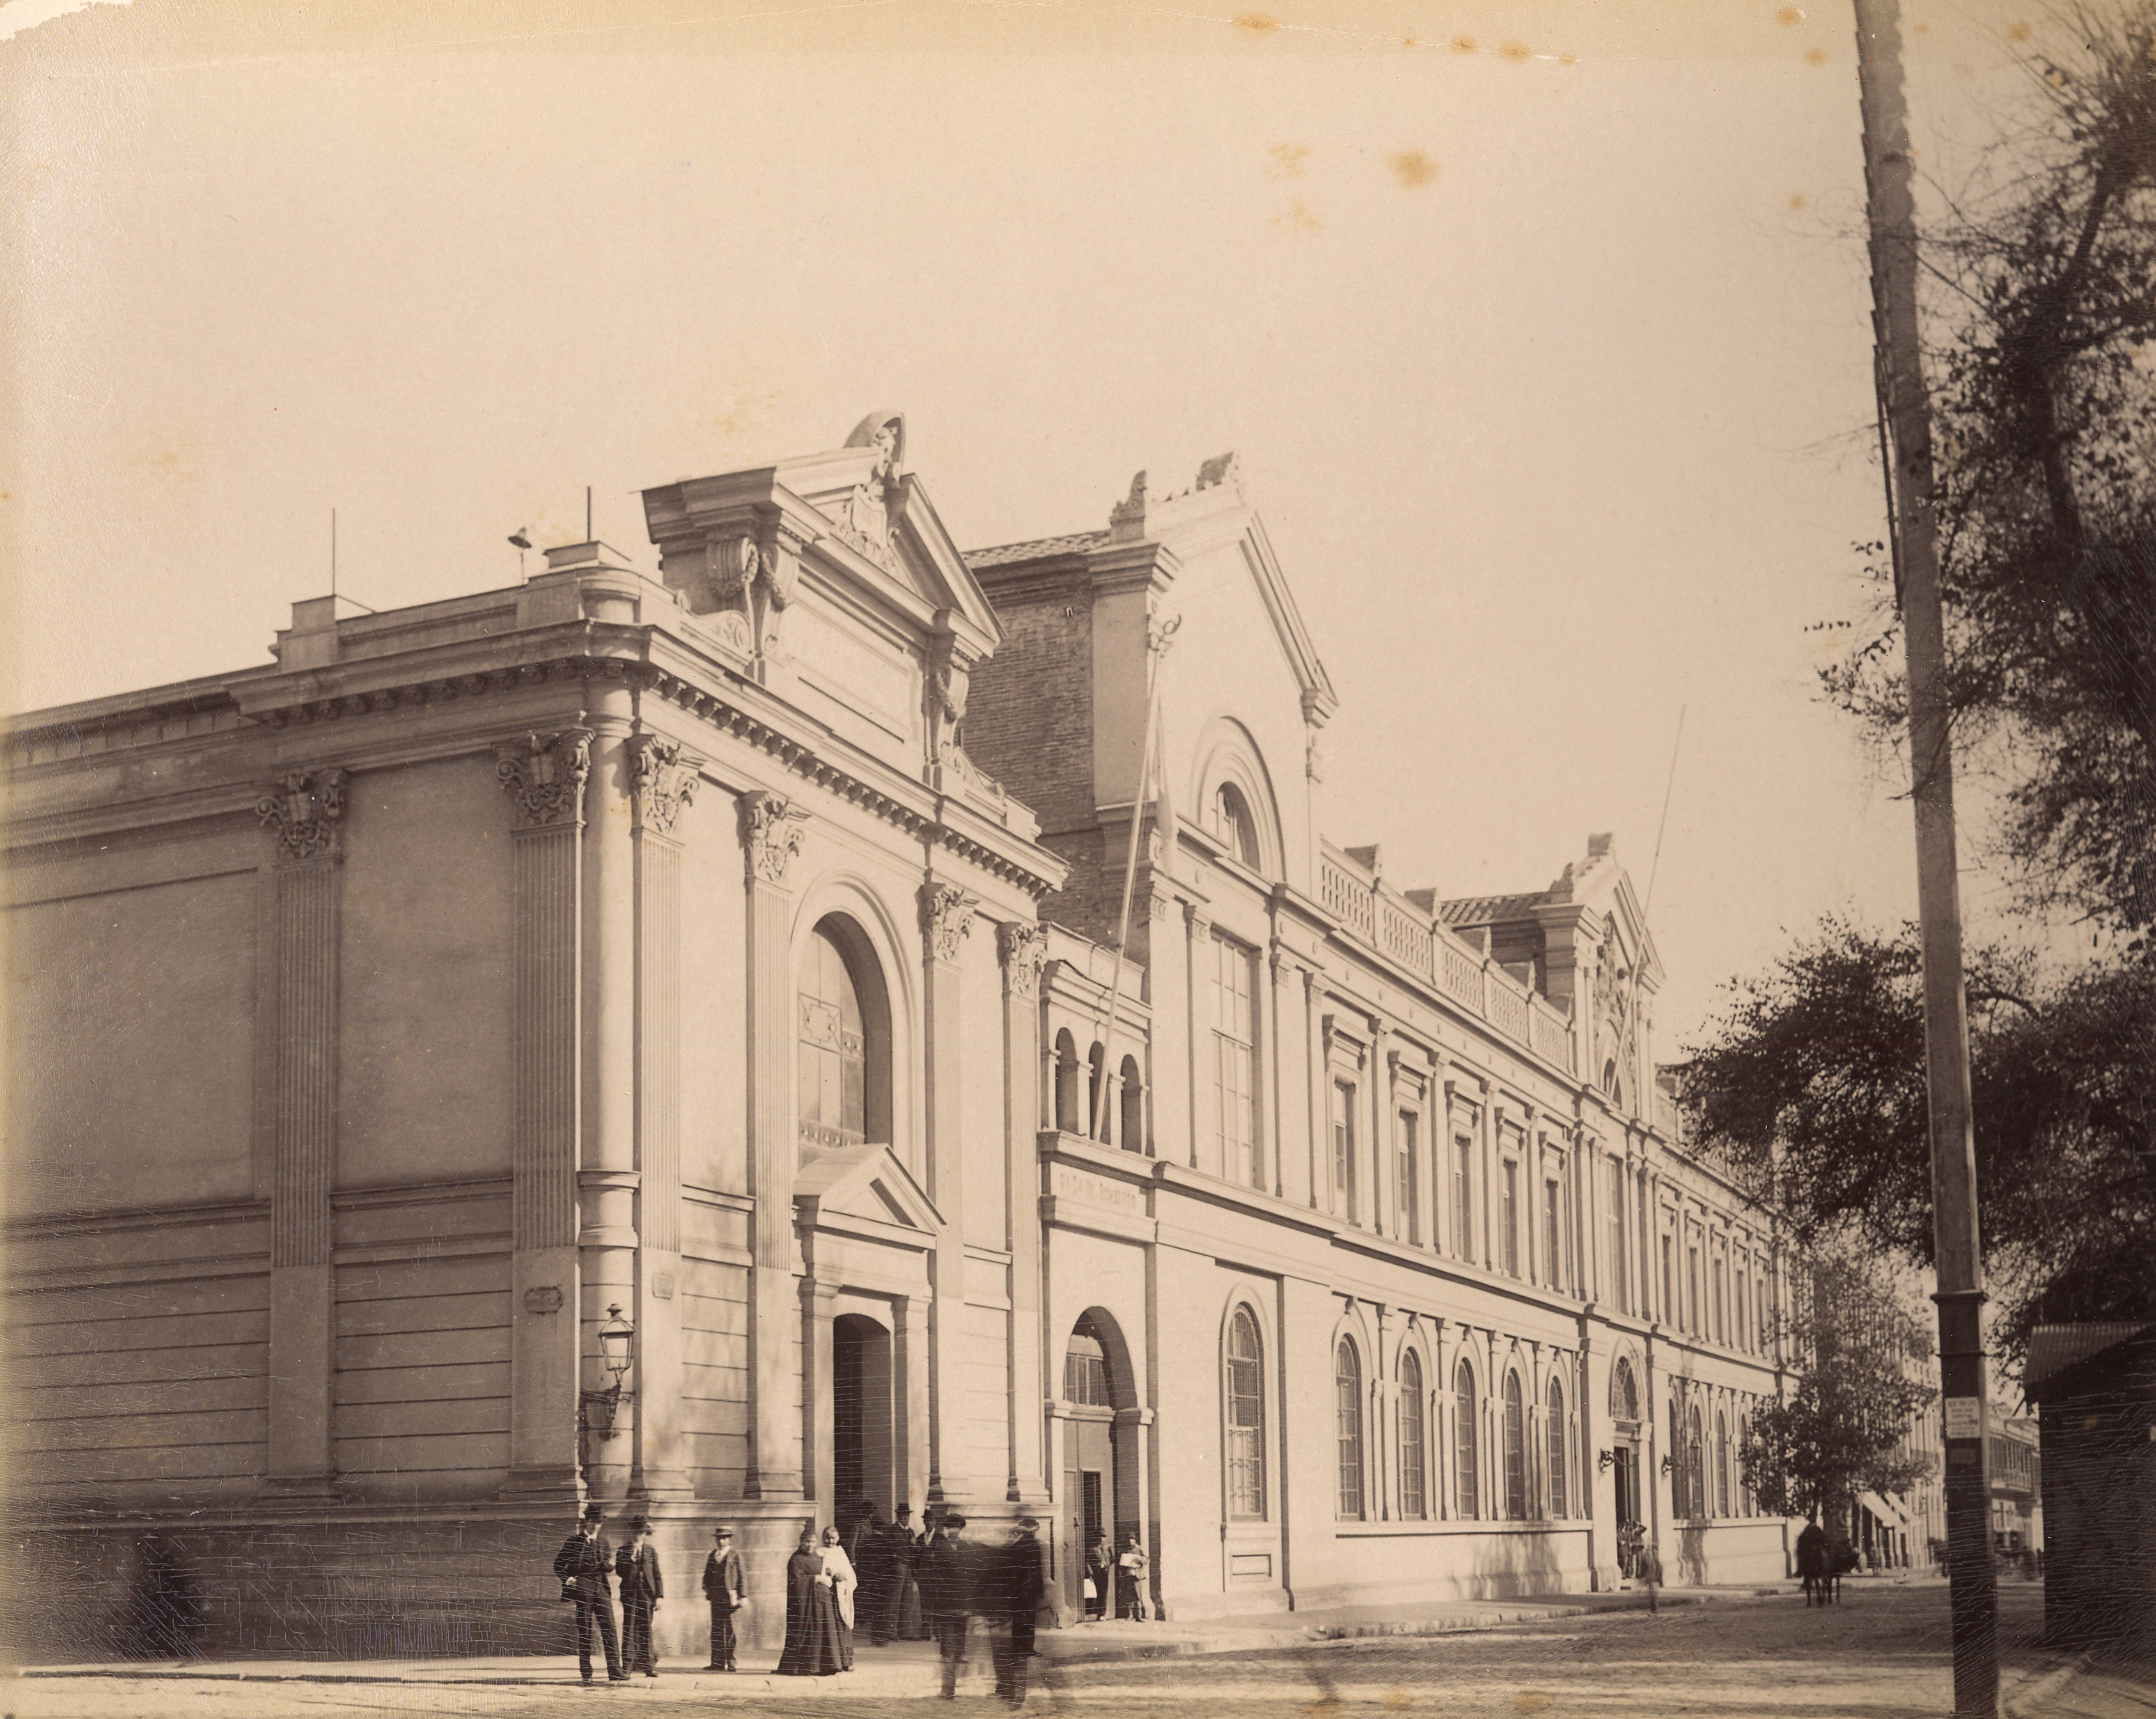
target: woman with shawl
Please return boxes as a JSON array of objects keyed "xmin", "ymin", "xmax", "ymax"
[
  {"xmin": 774, "ymin": 1529, "xmax": 843, "ymax": 1676},
  {"xmin": 818, "ymin": 1523, "xmax": 858, "ymax": 1670}
]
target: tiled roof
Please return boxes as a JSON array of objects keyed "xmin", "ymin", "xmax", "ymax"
[
  {"xmin": 2024, "ymin": 1321, "xmax": 2153, "ymax": 1392},
  {"xmin": 964, "ymin": 531, "xmax": 1111, "ymax": 569},
  {"xmin": 1436, "ymin": 891, "xmax": 1547, "ymax": 927}
]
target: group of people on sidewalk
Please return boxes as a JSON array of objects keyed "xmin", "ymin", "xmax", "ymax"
[
  {"xmin": 552, "ymin": 1504, "xmax": 689, "ymax": 1685},
  {"xmin": 552, "ymin": 1501, "xmax": 1124, "ymax": 1704}
]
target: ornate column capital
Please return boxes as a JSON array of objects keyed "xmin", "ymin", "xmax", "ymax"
[
  {"xmin": 629, "ymin": 734, "xmax": 703, "ymax": 837},
  {"xmin": 495, "ymin": 730, "xmax": 593, "ymax": 830},
  {"xmin": 921, "ymin": 882, "xmax": 978, "ymax": 965},
  {"xmin": 257, "ymin": 767, "xmax": 349, "ymax": 863},
  {"xmin": 739, "ymin": 789, "xmax": 808, "ymax": 885},
  {"xmin": 997, "ymin": 922, "xmax": 1049, "ymax": 997}
]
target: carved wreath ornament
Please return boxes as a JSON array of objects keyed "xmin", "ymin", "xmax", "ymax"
[
  {"xmin": 921, "ymin": 882, "xmax": 978, "ymax": 964},
  {"xmin": 998, "ymin": 922, "xmax": 1049, "ymax": 997},
  {"xmin": 630, "ymin": 735, "xmax": 702, "ymax": 837},
  {"xmin": 257, "ymin": 768, "xmax": 349, "ymax": 862},
  {"xmin": 740, "ymin": 789, "xmax": 807, "ymax": 885},
  {"xmin": 496, "ymin": 730, "xmax": 593, "ymax": 829}
]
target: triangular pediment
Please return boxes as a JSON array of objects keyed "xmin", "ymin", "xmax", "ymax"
[
  {"xmin": 641, "ymin": 413, "xmax": 1002, "ymax": 655},
  {"xmin": 1541, "ymin": 834, "xmax": 1664, "ymax": 993},
  {"xmin": 1117, "ymin": 460, "xmax": 1339, "ymax": 726},
  {"xmin": 792, "ymin": 1141, "xmax": 946, "ymax": 1238}
]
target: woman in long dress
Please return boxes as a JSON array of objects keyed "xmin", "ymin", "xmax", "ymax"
[
  {"xmin": 774, "ymin": 1530, "xmax": 843, "ymax": 1676},
  {"xmin": 818, "ymin": 1524, "xmax": 858, "ymax": 1670}
]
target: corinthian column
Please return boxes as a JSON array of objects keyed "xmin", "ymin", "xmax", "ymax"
[
  {"xmin": 742, "ymin": 788, "xmax": 809, "ymax": 1499},
  {"xmin": 921, "ymin": 879, "xmax": 977, "ymax": 1503},
  {"xmin": 497, "ymin": 729, "xmax": 592, "ymax": 1503},
  {"xmin": 999, "ymin": 921, "xmax": 1050, "ymax": 1503},
  {"xmin": 258, "ymin": 767, "xmax": 347, "ymax": 1502},
  {"xmin": 628, "ymin": 735, "xmax": 701, "ymax": 1500}
]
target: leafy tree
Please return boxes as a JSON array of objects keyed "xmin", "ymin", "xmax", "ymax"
[
  {"xmin": 1822, "ymin": 2, "xmax": 2156, "ymax": 941},
  {"xmin": 1739, "ymin": 1249, "xmax": 1937, "ymax": 1533},
  {"xmin": 1681, "ymin": 918, "xmax": 2156, "ymax": 1373}
]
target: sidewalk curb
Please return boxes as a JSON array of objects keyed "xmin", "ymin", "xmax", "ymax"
[
  {"xmin": 2002, "ymin": 1650, "xmax": 2096, "ymax": 1719},
  {"xmin": 9, "ymin": 1597, "xmax": 1717, "ymax": 1689}
]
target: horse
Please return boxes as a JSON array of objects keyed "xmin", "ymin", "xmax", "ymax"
[{"xmin": 1796, "ymin": 1523, "xmax": 1835, "ymax": 1607}]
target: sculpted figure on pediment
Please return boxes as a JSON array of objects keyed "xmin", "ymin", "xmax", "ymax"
[{"xmin": 837, "ymin": 411, "xmax": 904, "ymax": 571}]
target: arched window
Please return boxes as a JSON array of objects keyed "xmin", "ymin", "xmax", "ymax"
[
  {"xmin": 1226, "ymin": 1308, "xmax": 1266, "ymax": 1519},
  {"xmin": 1503, "ymin": 1371, "xmax": 1527, "ymax": 1520},
  {"xmin": 1063, "ymin": 1321, "xmax": 1110, "ymax": 1405},
  {"xmin": 1716, "ymin": 1412, "xmax": 1731, "ymax": 1518},
  {"xmin": 1547, "ymin": 1376, "xmax": 1568, "ymax": 1519},
  {"xmin": 1398, "ymin": 1350, "xmax": 1427, "ymax": 1519},
  {"xmin": 1087, "ymin": 1042, "xmax": 1106, "ymax": 1140},
  {"xmin": 799, "ymin": 919, "xmax": 888, "ymax": 1157},
  {"xmin": 1454, "ymin": 1361, "xmax": 1479, "ymax": 1519},
  {"xmin": 1212, "ymin": 782, "xmax": 1260, "ymax": 868},
  {"xmin": 1054, "ymin": 1030, "xmax": 1080, "ymax": 1134},
  {"xmin": 1739, "ymin": 1414, "xmax": 1753, "ymax": 1515},
  {"xmin": 1119, "ymin": 1055, "xmax": 1145, "ymax": 1155},
  {"xmin": 1687, "ymin": 1405, "xmax": 1706, "ymax": 1521},
  {"xmin": 1610, "ymin": 1356, "xmax": 1638, "ymax": 1424},
  {"xmin": 1334, "ymin": 1339, "xmax": 1365, "ymax": 1519},
  {"xmin": 1668, "ymin": 1393, "xmax": 1687, "ymax": 1517}
]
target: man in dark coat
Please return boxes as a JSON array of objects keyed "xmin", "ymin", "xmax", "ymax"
[
  {"xmin": 917, "ymin": 1513, "xmax": 986, "ymax": 1699},
  {"xmin": 983, "ymin": 1519, "xmax": 1047, "ymax": 1707},
  {"xmin": 701, "ymin": 1524, "xmax": 747, "ymax": 1671},
  {"xmin": 615, "ymin": 1516, "xmax": 664, "ymax": 1678},
  {"xmin": 554, "ymin": 1503, "xmax": 625, "ymax": 1684}
]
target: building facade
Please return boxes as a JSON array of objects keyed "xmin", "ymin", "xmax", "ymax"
[{"xmin": 5, "ymin": 418, "xmax": 1800, "ymax": 1661}]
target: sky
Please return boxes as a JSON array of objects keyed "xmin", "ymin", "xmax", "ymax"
[{"xmin": 2, "ymin": 0, "xmax": 2050, "ymax": 1044}]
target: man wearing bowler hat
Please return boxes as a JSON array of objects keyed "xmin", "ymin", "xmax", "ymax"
[
  {"xmin": 554, "ymin": 1503, "xmax": 625, "ymax": 1684},
  {"xmin": 701, "ymin": 1525, "xmax": 747, "ymax": 1671},
  {"xmin": 615, "ymin": 1516, "xmax": 664, "ymax": 1678}
]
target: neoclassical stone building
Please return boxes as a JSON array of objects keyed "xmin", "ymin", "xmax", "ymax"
[{"xmin": 5, "ymin": 416, "xmax": 1797, "ymax": 1659}]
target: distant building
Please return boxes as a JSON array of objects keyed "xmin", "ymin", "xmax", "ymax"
[
  {"xmin": 6, "ymin": 417, "xmax": 1802, "ymax": 1662},
  {"xmin": 1987, "ymin": 1412, "xmax": 2041, "ymax": 1565}
]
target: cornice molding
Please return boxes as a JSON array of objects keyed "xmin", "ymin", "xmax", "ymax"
[{"xmin": 8, "ymin": 642, "xmax": 1064, "ymax": 898}]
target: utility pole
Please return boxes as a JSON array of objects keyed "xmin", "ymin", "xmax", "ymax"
[{"xmin": 1851, "ymin": 2, "xmax": 1997, "ymax": 1713}]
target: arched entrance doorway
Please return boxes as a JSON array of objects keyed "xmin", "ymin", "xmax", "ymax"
[
  {"xmin": 1056, "ymin": 1310, "xmax": 1135, "ymax": 1619},
  {"xmin": 833, "ymin": 1313, "xmax": 895, "ymax": 1522},
  {"xmin": 1609, "ymin": 1356, "xmax": 1643, "ymax": 1579}
]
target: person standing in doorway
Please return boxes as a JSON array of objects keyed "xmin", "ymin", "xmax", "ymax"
[
  {"xmin": 701, "ymin": 1525, "xmax": 747, "ymax": 1671},
  {"xmin": 615, "ymin": 1517, "xmax": 664, "ymax": 1678},
  {"xmin": 1083, "ymin": 1533, "xmax": 1111, "ymax": 1622},
  {"xmin": 553, "ymin": 1503, "xmax": 625, "ymax": 1685},
  {"xmin": 1114, "ymin": 1532, "xmax": 1150, "ymax": 1621}
]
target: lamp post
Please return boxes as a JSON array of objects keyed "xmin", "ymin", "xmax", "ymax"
[{"xmin": 578, "ymin": 1303, "xmax": 635, "ymax": 1483}]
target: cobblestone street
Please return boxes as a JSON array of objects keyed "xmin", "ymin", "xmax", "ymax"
[{"xmin": 11, "ymin": 1581, "xmax": 2148, "ymax": 1719}]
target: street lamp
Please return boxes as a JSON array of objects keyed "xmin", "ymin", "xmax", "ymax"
[
  {"xmin": 579, "ymin": 1303, "xmax": 635, "ymax": 1465},
  {"xmin": 1598, "ymin": 1449, "xmax": 1617, "ymax": 1475}
]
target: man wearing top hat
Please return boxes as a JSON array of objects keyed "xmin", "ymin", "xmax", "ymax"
[
  {"xmin": 553, "ymin": 1503, "xmax": 625, "ymax": 1684},
  {"xmin": 615, "ymin": 1516, "xmax": 664, "ymax": 1678},
  {"xmin": 701, "ymin": 1524, "xmax": 748, "ymax": 1672}
]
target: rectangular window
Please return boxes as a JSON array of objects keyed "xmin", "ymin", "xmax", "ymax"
[
  {"xmin": 1501, "ymin": 1161, "xmax": 1519, "ymax": 1277},
  {"xmin": 1452, "ymin": 1132, "xmax": 1475, "ymax": 1260},
  {"xmin": 1543, "ymin": 1179, "xmax": 1562, "ymax": 1293},
  {"xmin": 1606, "ymin": 1159, "xmax": 1628, "ymax": 1313},
  {"xmin": 1713, "ymin": 1258, "xmax": 1726, "ymax": 1345},
  {"xmin": 1660, "ymin": 1233, "xmax": 1674, "ymax": 1324},
  {"xmin": 1211, "ymin": 936, "xmax": 1258, "ymax": 1189},
  {"xmin": 1332, "ymin": 1080, "xmax": 1357, "ymax": 1223},
  {"xmin": 1688, "ymin": 1246, "xmax": 1702, "ymax": 1335},
  {"xmin": 1395, "ymin": 1110, "xmax": 1419, "ymax": 1245}
]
